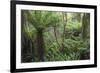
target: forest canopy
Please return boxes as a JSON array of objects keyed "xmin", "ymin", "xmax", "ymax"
[{"xmin": 21, "ymin": 10, "xmax": 90, "ymax": 62}]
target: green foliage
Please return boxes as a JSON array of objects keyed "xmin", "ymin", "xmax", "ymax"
[
  {"xmin": 45, "ymin": 37, "xmax": 89, "ymax": 61},
  {"xmin": 25, "ymin": 11, "xmax": 61, "ymax": 29},
  {"xmin": 23, "ymin": 23, "xmax": 36, "ymax": 40},
  {"xmin": 67, "ymin": 21, "xmax": 82, "ymax": 31}
]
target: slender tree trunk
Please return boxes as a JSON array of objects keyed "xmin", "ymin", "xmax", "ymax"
[
  {"xmin": 54, "ymin": 24, "xmax": 61, "ymax": 49},
  {"xmin": 36, "ymin": 29, "xmax": 45, "ymax": 61},
  {"xmin": 61, "ymin": 13, "xmax": 67, "ymax": 51}
]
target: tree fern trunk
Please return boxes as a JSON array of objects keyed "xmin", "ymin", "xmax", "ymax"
[{"xmin": 36, "ymin": 29, "xmax": 45, "ymax": 61}]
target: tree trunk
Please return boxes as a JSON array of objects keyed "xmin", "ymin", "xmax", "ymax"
[
  {"xmin": 61, "ymin": 13, "xmax": 67, "ymax": 51},
  {"xmin": 54, "ymin": 26, "xmax": 61, "ymax": 49},
  {"xmin": 21, "ymin": 10, "xmax": 34, "ymax": 62},
  {"xmin": 82, "ymin": 13, "xmax": 90, "ymax": 40},
  {"xmin": 36, "ymin": 29, "xmax": 45, "ymax": 61},
  {"xmin": 82, "ymin": 13, "xmax": 86, "ymax": 39}
]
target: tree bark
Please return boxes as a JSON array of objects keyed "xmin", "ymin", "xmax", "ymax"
[
  {"xmin": 82, "ymin": 13, "xmax": 90, "ymax": 40},
  {"xmin": 54, "ymin": 26, "xmax": 61, "ymax": 47},
  {"xmin": 36, "ymin": 29, "xmax": 45, "ymax": 61},
  {"xmin": 21, "ymin": 10, "xmax": 34, "ymax": 62},
  {"xmin": 61, "ymin": 13, "xmax": 67, "ymax": 51}
]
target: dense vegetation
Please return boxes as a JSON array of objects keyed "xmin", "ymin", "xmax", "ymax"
[{"xmin": 21, "ymin": 10, "xmax": 90, "ymax": 62}]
